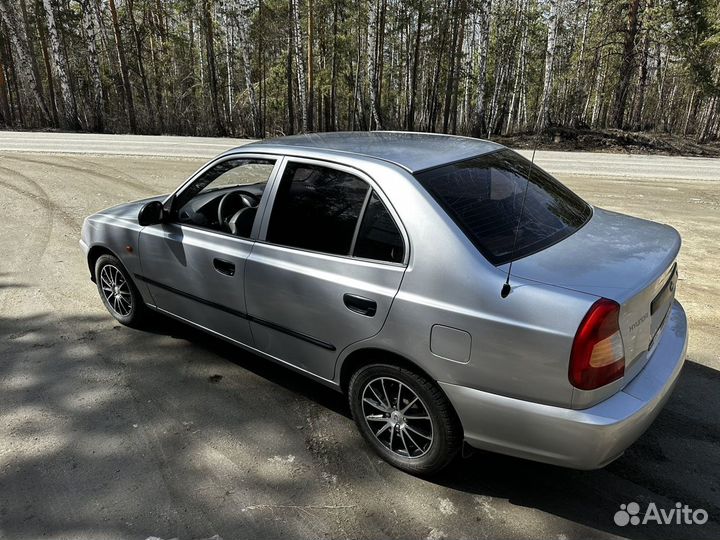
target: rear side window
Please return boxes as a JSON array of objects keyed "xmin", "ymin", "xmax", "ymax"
[
  {"xmin": 353, "ymin": 192, "xmax": 404, "ymax": 263},
  {"xmin": 415, "ymin": 150, "xmax": 592, "ymax": 265},
  {"xmin": 267, "ymin": 162, "xmax": 369, "ymax": 256}
]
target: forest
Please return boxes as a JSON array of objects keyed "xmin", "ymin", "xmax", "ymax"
[{"xmin": 0, "ymin": 0, "xmax": 718, "ymax": 142}]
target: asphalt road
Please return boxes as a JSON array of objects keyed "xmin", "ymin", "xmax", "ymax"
[
  {"xmin": 0, "ymin": 132, "xmax": 719, "ymax": 540},
  {"xmin": 1, "ymin": 130, "xmax": 719, "ymax": 181}
]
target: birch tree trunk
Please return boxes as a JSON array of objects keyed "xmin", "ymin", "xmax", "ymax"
[
  {"xmin": 35, "ymin": 2, "xmax": 59, "ymax": 127},
  {"xmin": 352, "ymin": 29, "xmax": 365, "ymax": 129},
  {"xmin": 505, "ymin": 0, "xmax": 528, "ymax": 134},
  {"xmin": 0, "ymin": 0, "xmax": 50, "ymax": 123},
  {"xmin": 442, "ymin": 0, "xmax": 462, "ymax": 134},
  {"xmin": 19, "ymin": 0, "xmax": 46, "ymax": 109},
  {"xmin": 236, "ymin": 0, "xmax": 260, "ymax": 137},
  {"xmin": 461, "ymin": 13, "xmax": 474, "ymax": 131},
  {"xmin": 203, "ymin": 0, "xmax": 225, "ymax": 135},
  {"xmin": 683, "ymin": 90, "xmax": 696, "ymax": 136},
  {"xmin": 571, "ymin": 0, "xmax": 591, "ymax": 126},
  {"xmin": 108, "ymin": 0, "xmax": 137, "ymax": 132},
  {"xmin": 470, "ymin": 0, "xmax": 490, "ymax": 137},
  {"xmin": 450, "ymin": 11, "xmax": 465, "ymax": 134},
  {"xmin": 42, "ymin": 0, "xmax": 78, "ymax": 129},
  {"xmin": 612, "ymin": 0, "xmax": 640, "ymax": 128},
  {"xmin": 80, "ymin": 0, "xmax": 103, "ymax": 131},
  {"xmin": 224, "ymin": 6, "xmax": 233, "ymax": 129},
  {"xmin": 0, "ymin": 56, "xmax": 11, "ymax": 125},
  {"xmin": 590, "ymin": 51, "xmax": 607, "ymax": 127},
  {"xmin": 536, "ymin": 0, "xmax": 559, "ymax": 131},
  {"xmin": 286, "ymin": 3, "xmax": 294, "ymax": 134},
  {"xmin": 407, "ymin": 3, "xmax": 422, "ymax": 131},
  {"xmin": 307, "ymin": 0, "xmax": 314, "ymax": 131},
  {"xmin": 149, "ymin": 1, "xmax": 166, "ymax": 133},
  {"xmin": 127, "ymin": 0, "xmax": 155, "ymax": 129},
  {"xmin": 329, "ymin": 0, "xmax": 338, "ymax": 130},
  {"xmin": 367, "ymin": 0, "xmax": 384, "ymax": 130},
  {"xmin": 290, "ymin": 0, "xmax": 307, "ymax": 132}
]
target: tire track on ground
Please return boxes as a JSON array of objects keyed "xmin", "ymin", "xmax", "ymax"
[
  {"xmin": 0, "ymin": 163, "xmax": 84, "ymax": 318},
  {"xmin": 2, "ymin": 154, "xmax": 155, "ymax": 196},
  {"xmin": 0, "ymin": 176, "xmax": 80, "ymax": 229},
  {"xmin": 65, "ymin": 154, "xmax": 154, "ymax": 185},
  {"xmin": 0, "ymin": 165, "xmax": 57, "ymax": 264}
]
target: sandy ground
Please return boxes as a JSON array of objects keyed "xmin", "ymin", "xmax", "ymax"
[{"xmin": 0, "ymin": 138, "xmax": 719, "ymax": 540}]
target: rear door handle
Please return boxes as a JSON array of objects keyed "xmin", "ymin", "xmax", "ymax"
[
  {"xmin": 213, "ymin": 258, "xmax": 235, "ymax": 276},
  {"xmin": 343, "ymin": 293, "xmax": 377, "ymax": 317}
]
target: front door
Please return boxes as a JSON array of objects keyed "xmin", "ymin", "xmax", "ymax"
[
  {"xmin": 137, "ymin": 156, "xmax": 279, "ymax": 345},
  {"xmin": 245, "ymin": 159, "xmax": 408, "ymax": 381}
]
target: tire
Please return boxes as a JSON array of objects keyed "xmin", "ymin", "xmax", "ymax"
[
  {"xmin": 94, "ymin": 254, "xmax": 147, "ymax": 328},
  {"xmin": 348, "ymin": 363, "xmax": 462, "ymax": 475}
]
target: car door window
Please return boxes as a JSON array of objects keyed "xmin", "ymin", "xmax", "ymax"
[
  {"xmin": 266, "ymin": 162, "xmax": 370, "ymax": 256},
  {"xmin": 353, "ymin": 192, "xmax": 404, "ymax": 263},
  {"xmin": 196, "ymin": 160, "xmax": 274, "ymax": 194},
  {"xmin": 173, "ymin": 158, "xmax": 275, "ymax": 235}
]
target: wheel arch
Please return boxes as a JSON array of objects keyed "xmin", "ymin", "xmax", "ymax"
[
  {"xmin": 340, "ymin": 346, "xmax": 466, "ymax": 468},
  {"xmin": 338, "ymin": 347, "xmax": 440, "ymax": 396},
  {"xmin": 87, "ymin": 245, "xmax": 120, "ymax": 281}
]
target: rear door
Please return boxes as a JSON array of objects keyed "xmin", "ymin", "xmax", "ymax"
[{"xmin": 244, "ymin": 158, "xmax": 408, "ymax": 381}]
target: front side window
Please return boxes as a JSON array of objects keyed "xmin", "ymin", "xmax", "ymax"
[
  {"xmin": 173, "ymin": 158, "xmax": 275, "ymax": 235},
  {"xmin": 415, "ymin": 149, "xmax": 592, "ymax": 265},
  {"xmin": 197, "ymin": 160, "xmax": 276, "ymax": 194},
  {"xmin": 175, "ymin": 158, "xmax": 275, "ymax": 210}
]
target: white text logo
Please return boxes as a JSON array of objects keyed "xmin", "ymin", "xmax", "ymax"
[{"xmin": 614, "ymin": 502, "xmax": 708, "ymax": 526}]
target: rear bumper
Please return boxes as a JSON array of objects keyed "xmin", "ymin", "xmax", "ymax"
[{"xmin": 441, "ymin": 300, "xmax": 688, "ymax": 469}]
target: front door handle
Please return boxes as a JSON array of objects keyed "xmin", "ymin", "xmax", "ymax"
[
  {"xmin": 213, "ymin": 258, "xmax": 235, "ymax": 276},
  {"xmin": 343, "ymin": 293, "xmax": 377, "ymax": 317}
]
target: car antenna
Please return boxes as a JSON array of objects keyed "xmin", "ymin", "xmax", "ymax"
[{"xmin": 500, "ymin": 131, "xmax": 540, "ymax": 299}]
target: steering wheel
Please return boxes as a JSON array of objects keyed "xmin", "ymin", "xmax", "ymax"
[{"xmin": 217, "ymin": 190, "xmax": 257, "ymax": 233}]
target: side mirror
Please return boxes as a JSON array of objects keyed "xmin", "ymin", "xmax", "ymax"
[{"xmin": 138, "ymin": 200, "xmax": 165, "ymax": 226}]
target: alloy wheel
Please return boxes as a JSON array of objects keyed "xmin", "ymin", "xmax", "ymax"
[
  {"xmin": 99, "ymin": 264, "xmax": 133, "ymax": 317},
  {"xmin": 361, "ymin": 376, "xmax": 434, "ymax": 458}
]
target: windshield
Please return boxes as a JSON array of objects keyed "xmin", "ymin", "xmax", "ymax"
[{"xmin": 414, "ymin": 149, "xmax": 592, "ymax": 265}]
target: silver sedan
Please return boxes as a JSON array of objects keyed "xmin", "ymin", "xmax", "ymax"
[{"xmin": 80, "ymin": 132, "xmax": 688, "ymax": 474}]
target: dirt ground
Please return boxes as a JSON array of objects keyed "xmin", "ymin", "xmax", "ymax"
[
  {"xmin": 0, "ymin": 149, "xmax": 718, "ymax": 540},
  {"xmin": 496, "ymin": 128, "xmax": 720, "ymax": 158}
]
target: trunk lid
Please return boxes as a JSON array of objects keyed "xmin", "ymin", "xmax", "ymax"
[{"xmin": 509, "ymin": 207, "xmax": 680, "ymax": 373}]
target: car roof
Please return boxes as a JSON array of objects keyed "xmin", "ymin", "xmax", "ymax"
[{"xmin": 233, "ymin": 131, "xmax": 504, "ymax": 173}]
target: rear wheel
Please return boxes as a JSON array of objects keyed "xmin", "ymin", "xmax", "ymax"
[
  {"xmin": 348, "ymin": 363, "xmax": 461, "ymax": 475},
  {"xmin": 95, "ymin": 254, "xmax": 147, "ymax": 327}
]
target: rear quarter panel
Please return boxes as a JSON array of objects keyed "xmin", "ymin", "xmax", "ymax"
[{"xmin": 336, "ymin": 166, "xmax": 596, "ymax": 408}]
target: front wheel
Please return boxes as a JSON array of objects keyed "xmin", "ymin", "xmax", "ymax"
[
  {"xmin": 95, "ymin": 254, "xmax": 147, "ymax": 327},
  {"xmin": 348, "ymin": 363, "xmax": 462, "ymax": 475}
]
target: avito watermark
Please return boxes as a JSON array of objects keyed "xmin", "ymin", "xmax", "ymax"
[{"xmin": 614, "ymin": 502, "xmax": 708, "ymax": 527}]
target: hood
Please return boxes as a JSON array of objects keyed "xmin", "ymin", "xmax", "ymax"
[{"xmin": 509, "ymin": 207, "xmax": 681, "ymax": 302}]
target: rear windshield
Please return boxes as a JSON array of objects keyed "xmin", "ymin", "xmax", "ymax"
[{"xmin": 415, "ymin": 149, "xmax": 592, "ymax": 265}]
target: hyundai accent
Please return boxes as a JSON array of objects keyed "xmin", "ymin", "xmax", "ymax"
[{"xmin": 80, "ymin": 132, "xmax": 688, "ymax": 474}]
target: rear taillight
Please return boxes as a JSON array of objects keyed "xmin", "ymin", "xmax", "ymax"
[{"xmin": 569, "ymin": 298, "xmax": 625, "ymax": 390}]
